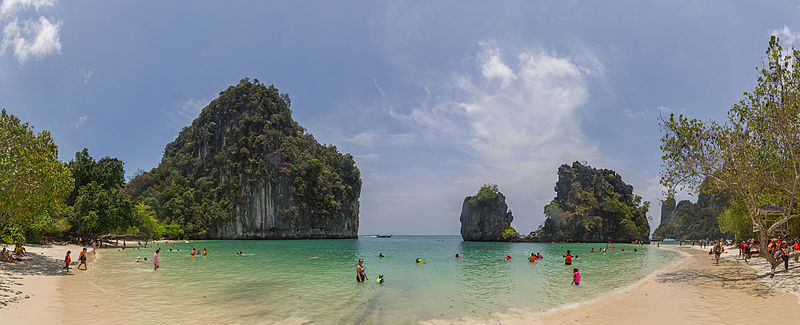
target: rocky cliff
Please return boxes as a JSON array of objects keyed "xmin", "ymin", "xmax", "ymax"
[
  {"xmin": 531, "ymin": 162, "xmax": 650, "ymax": 242},
  {"xmin": 125, "ymin": 78, "xmax": 361, "ymax": 239},
  {"xmin": 460, "ymin": 185, "xmax": 514, "ymax": 241},
  {"xmin": 652, "ymin": 179, "xmax": 729, "ymax": 240}
]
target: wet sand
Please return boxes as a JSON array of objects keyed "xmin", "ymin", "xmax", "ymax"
[{"xmin": 425, "ymin": 245, "xmax": 800, "ymax": 324}]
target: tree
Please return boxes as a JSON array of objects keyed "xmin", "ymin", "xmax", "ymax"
[
  {"xmin": 133, "ymin": 202, "xmax": 163, "ymax": 246},
  {"xmin": 660, "ymin": 36, "xmax": 800, "ymax": 274},
  {"xmin": 0, "ymin": 109, "xmax": 73, "ymax": 236}
]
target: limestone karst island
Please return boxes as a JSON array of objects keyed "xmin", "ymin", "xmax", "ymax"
[{"xmin": 3, "ymin": 2, "xmax": 800, "ymax": 324}]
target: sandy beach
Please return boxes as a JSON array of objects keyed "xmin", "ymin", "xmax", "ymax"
[
  {"xmin": 426, "ymin": 245, "xmax": 800, "ymax": 325},
  {"xmin": 0, "ymin": 244, "xmax": 92, "ymax": 324},
  {"xmin": 3, "ymin": 244, "xmax": 800, "ymax": 324}
]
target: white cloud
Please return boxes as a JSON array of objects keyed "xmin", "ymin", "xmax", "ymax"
[
  {"xmin": 771, "ymin": 25, "xmax": 800, "ymax": 47},
  {"xmin": 81, "ymin": 69, "xmax": 94, "ymax": 84},
  {"xmin": 73, "ymin": 114, "xmax": 87, "ymax": 128},
  {"xmin": 0, "ymin": 0, "xmax": 55, "ymax": 17},
  {"xmin": 393, "ymin": 44, "xmax": 603, "ymax": 211},
  {"xmin": 1, "ymin": 16, "xmax": 61, "ymax": 63},
  {"xmin": 178, "ymin": 97, "xmax": 210, "ymax": 121}
]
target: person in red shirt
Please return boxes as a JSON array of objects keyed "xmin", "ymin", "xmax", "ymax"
[
  {"xmin": 63, "ymin": 251, "xmax": 71, "ymax": 271},
  {"xmin": 77, "ymin": 248, "xmax": 88, "ymax": 270}
]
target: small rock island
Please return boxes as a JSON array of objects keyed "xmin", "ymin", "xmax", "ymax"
[{"xmin": 460, "ymin": 184, "xmax": 516, "ymax": 241}]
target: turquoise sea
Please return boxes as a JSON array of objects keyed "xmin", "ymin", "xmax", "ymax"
[{"xmin": 83, "ymin": 236, "xmax": 680, "ymax": 324}]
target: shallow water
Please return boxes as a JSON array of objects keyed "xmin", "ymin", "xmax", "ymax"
[{"xmin": 79, "ymin": 236, "xmax": 679, "ymax": 324}]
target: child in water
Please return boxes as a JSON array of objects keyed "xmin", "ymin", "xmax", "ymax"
[
  {"xmin": 572, "ymin": 268, "xmax": 581, "ymax": 285},
  {"xmin": 377, "ymin": 274, "xmax": 386, "ymax": 284}
]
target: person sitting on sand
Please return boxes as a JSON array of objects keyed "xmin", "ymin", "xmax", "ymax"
[
  {"xmin": 63, "ymin": 251, "xmax": 72, "ymax": 271},
  {"xmin": 78, "ymin": 248, "xmax": 88, "ymax": 270},
  {"xmin": 356, "ymin": 259, "xmax": 367, "ymax": 282},
  {"xmin": 1, "ymin": 247, "xmax": 18, "ymax": 263},
  {"xmin": 572, "ymin": 268, "xmax": 581, "ymax": 285},
  {"xmin": 14, "ymin": 244, "xmax": 26, "ymax": 257}
]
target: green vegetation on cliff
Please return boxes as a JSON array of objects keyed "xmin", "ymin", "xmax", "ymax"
[
  {"xmin": 125, "ymin": 78, "xmax": 361, "ymax": 238},
  {"xmin": 537, "ymin": 162, "xmax": 650, "ymax": 242}
]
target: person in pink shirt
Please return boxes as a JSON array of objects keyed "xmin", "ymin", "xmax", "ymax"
[
  {"xmin": 572, "ymin": 268, "xmax": 581, "ymax": 285},
  {"xmin": 153, "ymin": 248, "xmax": 160, "ymax": 271}
]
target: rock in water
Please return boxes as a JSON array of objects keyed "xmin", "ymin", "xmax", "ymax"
[
  {"xmin": 125, "ymin": 78, "xmax": 361, "ymax": 239},
  {"xmin": 460, "ymin": 185, "xmax": 514, "ymax": 241},
  {"xmin": 532, "ymin": 161, "xmax": 650, "ymax": 243}
]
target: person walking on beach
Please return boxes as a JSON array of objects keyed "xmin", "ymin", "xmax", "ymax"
[
  {"xmin": 781, "ymin": 245, "xmax": 790, "ymax": 272},
  {"xmin": 153, "ymin": 248, "xmax": 160, "ymax": 271},
  {"xmin": 356, "ymin": 259, "xmax": 367, "ymax": 282},
  {"xmin": 77, "ymin": 248, "xmax": 88, "ymax": 270},
  {"xmin": 713, "ymin": 242, "xmax": 724, "ymax": 265},
  {"xmin": 63, "ymin": 251, "xmax": 72, "ymax": 271}
]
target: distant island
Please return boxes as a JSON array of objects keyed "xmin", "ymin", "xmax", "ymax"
[
  {"xmin": 460, "ymin": 162, "xmax": 650, "ymax": 243},
  {"xmin": 651, "ymin": 178, "xmax": 731, "ymax": 240},
  {"xmin": 125, "ymin": 79, "xmax": 362, "ymax": 239}
]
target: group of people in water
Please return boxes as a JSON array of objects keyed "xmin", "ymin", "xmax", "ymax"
[{"xmin": 356, "ymin": 248, "xmax": 594, "ymax": 285}]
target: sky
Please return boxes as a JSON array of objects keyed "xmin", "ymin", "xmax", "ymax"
[{"xmin": 3, "ymin": 0, "xmax": 800, "ymax": 235}]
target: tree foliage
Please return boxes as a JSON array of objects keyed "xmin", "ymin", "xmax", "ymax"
[
  {"xmin": 0, "ymin": 109, "xmax": 73, "ymax": 241},
  {"xmin": 660, "ymin": 36, "xmax": 800, "ymax": 267}
]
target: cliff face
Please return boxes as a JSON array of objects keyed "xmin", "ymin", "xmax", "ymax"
[
  {"xmin": 532, "ymin": 161, "xmax": 650, "ymax": 242},
  {"xmin": 652, "ymin": 179, "xmax": 729, "ymax": 240},
  {"xmin": 126, "ymin": 78, "xmax": 361, "ymax": 239},
  {"xmin": 460, "ymin": 185, "xmax": 514, "ymax": 241}
]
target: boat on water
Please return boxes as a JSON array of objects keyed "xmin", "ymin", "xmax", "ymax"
[{"xmin": 376, "ymin": 234, "xmax": 392, "ymax": 238}]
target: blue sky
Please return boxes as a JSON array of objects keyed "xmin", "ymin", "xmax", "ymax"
[{"xmin": 3, "ymin": 0, "xmax": 800, "ymax": 235}]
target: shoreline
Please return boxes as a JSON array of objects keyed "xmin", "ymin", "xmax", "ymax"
[{"xmin": 425, "ymin": 245, "xmax": 800, "ymax": 324}]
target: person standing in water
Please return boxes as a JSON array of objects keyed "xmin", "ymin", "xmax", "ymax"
[
  {"xmin": 77, "ymin": 248, "xmax": 88, "ymax": 270},
  {"xmin": 153, "ymin": 248, "xmax": 160, "ymax": 271},
  {"xmin": 356, "ymin": 259, "xmax": 367, "ymax": 282},
  {"xmin": 572, "ymin": 268, "xmax": 581, "ymax": 285},
  {"xmin": 563, "ymin": 250, "xmax": 573, "ymax": 265}
]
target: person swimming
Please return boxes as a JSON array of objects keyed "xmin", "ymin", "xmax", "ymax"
[
  {"xmin": 415, "ymin": 258, "xmax": 425, "ymax": 264},
  {"xmin": 591, "ymin": 248, "xmax": 595, "ymax": 253},
  {"xmin": 455, "ymin": 253, "xmax": 460, "ymax": 258},
  {"xmin": 379, "ymin": 253, "xmax": 386, "ymax": 258},
  {"xmin": 537, "ymin": 252, "xmax": 542, "ymax": 259},
  {"xmin": 376, "ymin": 274, "xmax": 386, "ymax": 284},
  {"xmin": 202, "ymin": 249, "xmax": 207, "ymax": 256},
  {"xmin": 504, "ymin": 255, "xmax": 511, "ymax": 261}
]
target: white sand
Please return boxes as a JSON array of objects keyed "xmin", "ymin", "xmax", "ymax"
[{"xmin": 0, "ymin": 244, "xmax": 90, "ymax": 324}]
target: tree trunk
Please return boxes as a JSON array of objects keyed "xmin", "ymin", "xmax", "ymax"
[{"xmin": 758, "ymin": 231, "xmax": 782, "ymax": 276}]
